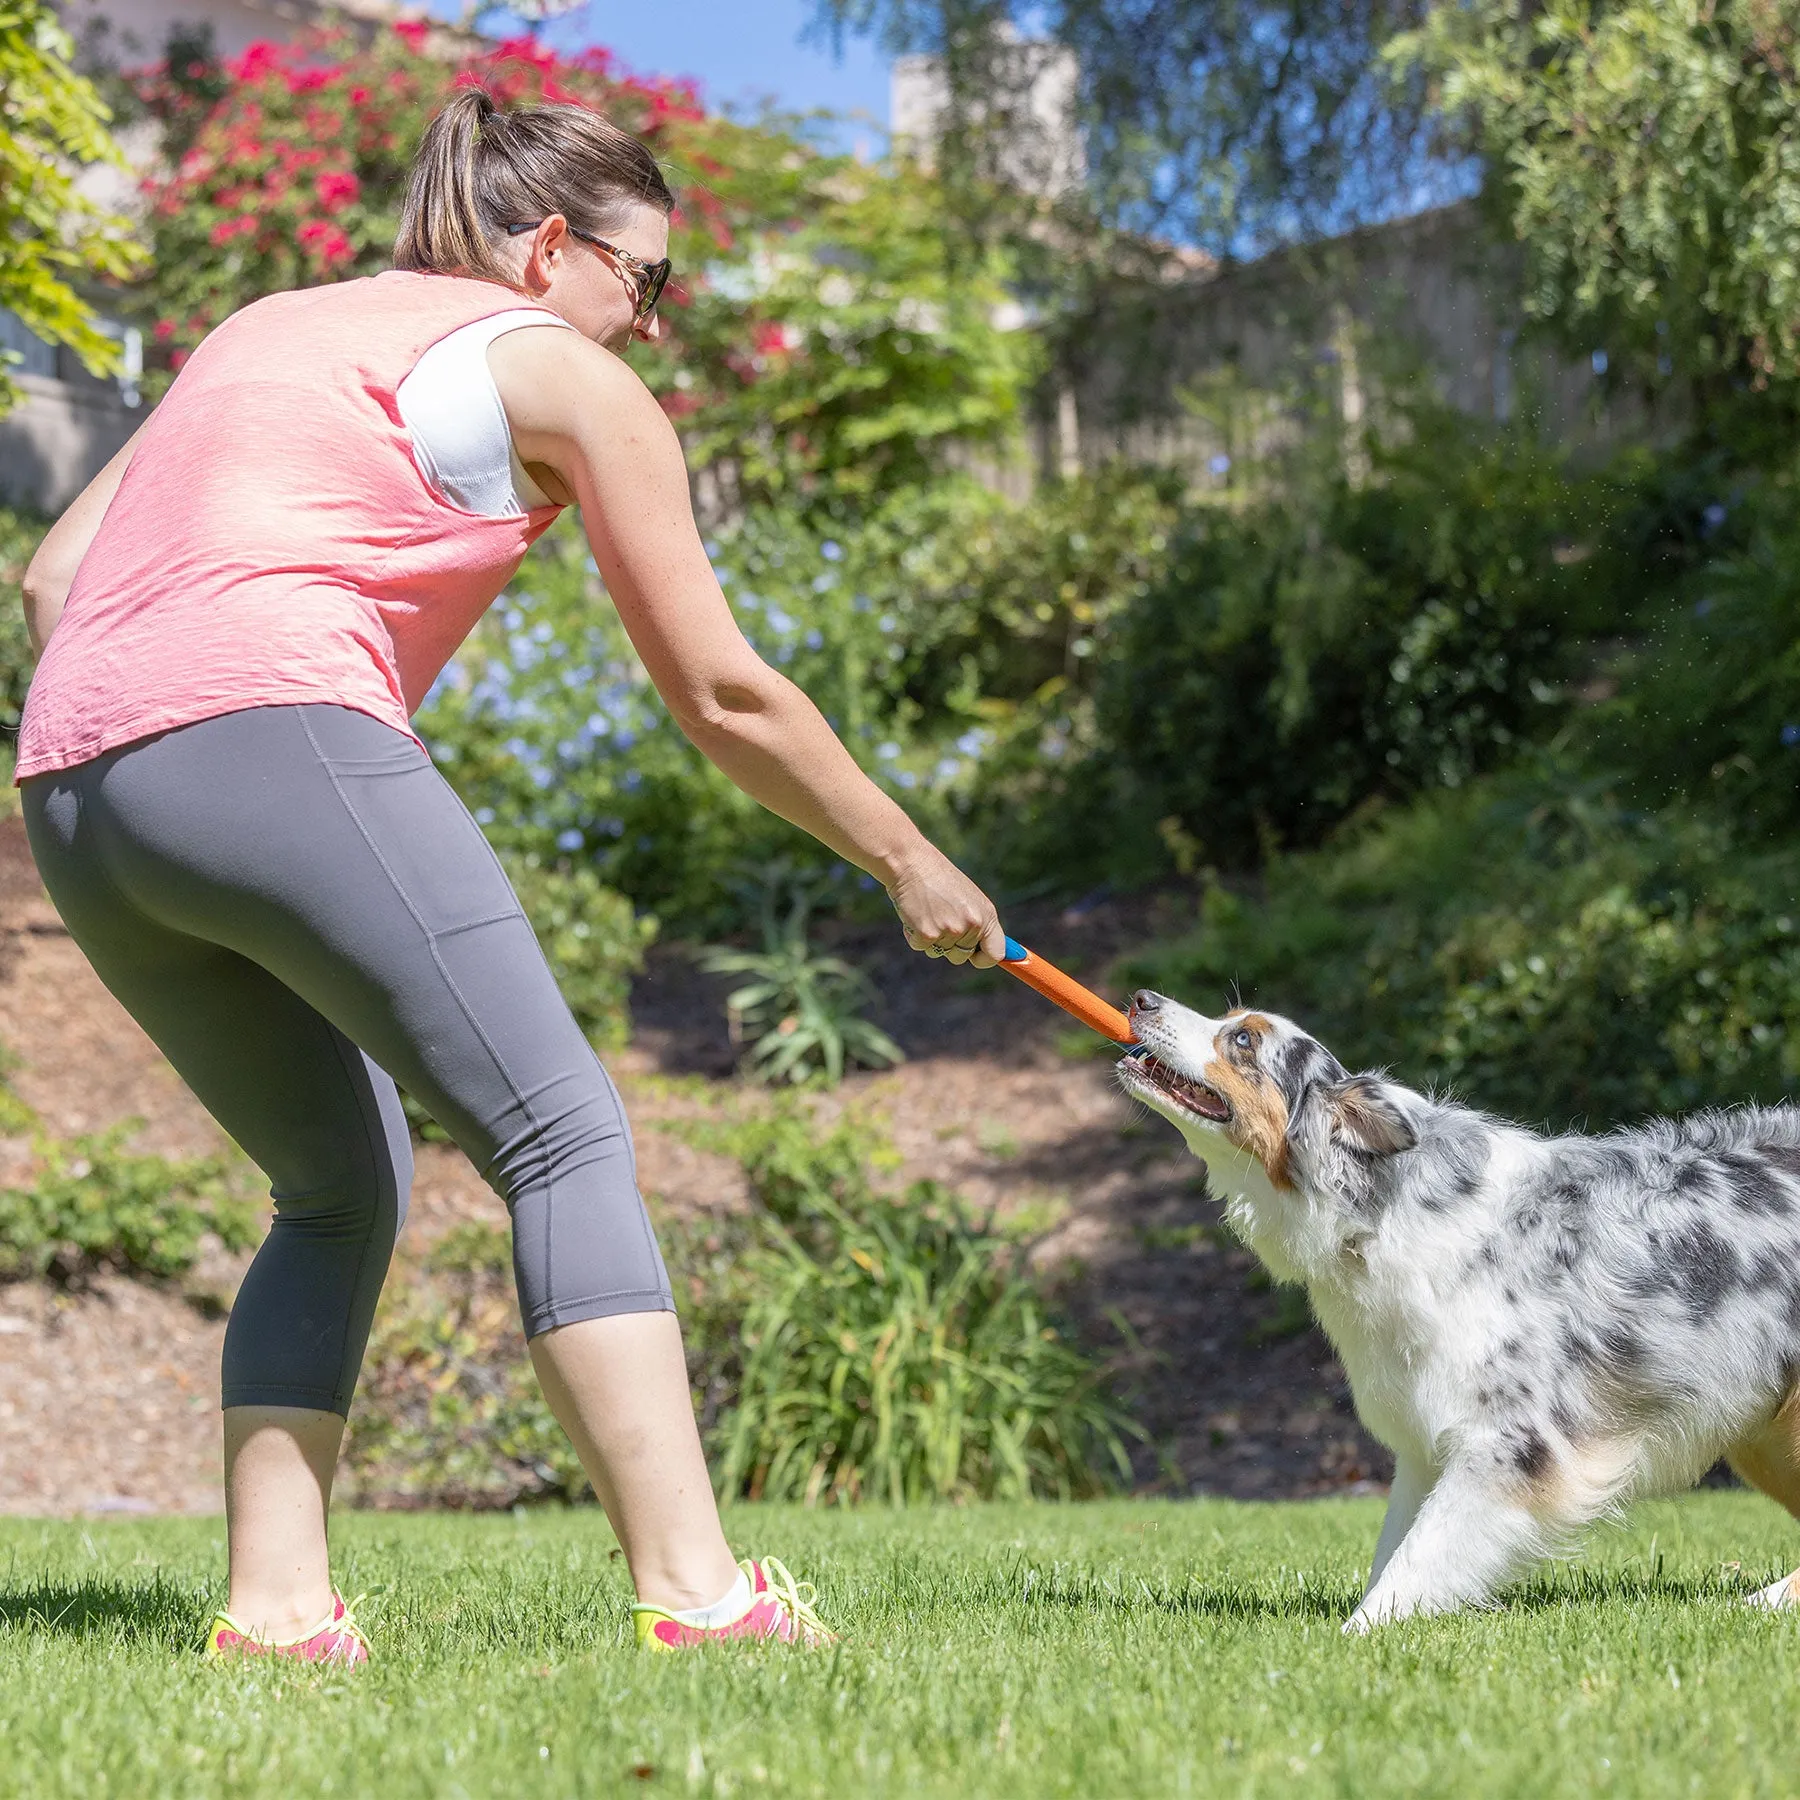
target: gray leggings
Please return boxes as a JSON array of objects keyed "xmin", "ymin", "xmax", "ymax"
[{"xmin": 23, "ymin": 703, "xmax": 672, "ymax": 1417}]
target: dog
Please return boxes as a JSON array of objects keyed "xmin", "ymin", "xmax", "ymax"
[{"xmin": 1119, "ymin": 989, "xmax": 1800, "ymax": 1632}]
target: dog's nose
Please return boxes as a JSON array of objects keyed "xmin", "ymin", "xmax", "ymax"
[{"xmin": 1131, "ymin": 990, "xmax": 1162, "ymax": 1015}]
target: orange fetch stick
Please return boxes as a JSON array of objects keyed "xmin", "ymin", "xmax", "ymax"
[{"xmin": 999, "ymin": 936, "xmax": 1138, "ymax": 1045}]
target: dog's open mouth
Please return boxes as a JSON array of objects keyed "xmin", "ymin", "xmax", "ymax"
[{"xmin": 1121, "ymin": 1049, "xmax": 1232, "ymax": 1122}]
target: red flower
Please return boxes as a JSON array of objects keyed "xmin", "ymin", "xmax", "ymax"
[
  {"xmin": 297, "ymin": 219, "xmax": 355, "ymax": 268},
  {"xmin": 393, "ymin": 18, "xmax": 429, "ymax": 49},
  {"xmin": 316, "ymin": 169, "xmax": 360, "ymax": 211},
  {"xmin": 230, "ymin": 41, "xmax": 283, "ymax": 82}
]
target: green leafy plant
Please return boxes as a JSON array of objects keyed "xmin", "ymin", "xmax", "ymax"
[
  {"xmin": 0, "ymin": 0, "xmax": 146, "ymax": 416},
  {"xmin": 677, "ymin": 1101, "xmax": 1142, "ymax": 1504},
  {"xmin": 0, "ymin": 1124, "xmax": 255, "ymax": 1285},
  {"xmin": 700, "ymin": 877, "xmax": 902, "ymax": 1086},
  {"xmin": 1127, "ymin": 757, "xmax": 1800, "ymax": 1133}
]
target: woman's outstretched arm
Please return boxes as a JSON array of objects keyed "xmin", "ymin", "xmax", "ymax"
[{"xmin": 491, "ymin": 329, "xmax": 1005, "ymax": 965}]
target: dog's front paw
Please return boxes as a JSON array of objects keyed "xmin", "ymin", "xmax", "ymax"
[{"xmin": 1341, "ymin": 1607, "xmax": 1377, "ymax": 1636}]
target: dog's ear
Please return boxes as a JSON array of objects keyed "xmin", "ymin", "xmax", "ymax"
[{"xmin": 1327, "ymin": 1075, "xmax": 1416, "ymax": 1156}]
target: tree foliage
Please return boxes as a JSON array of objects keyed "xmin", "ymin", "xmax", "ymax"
[
  {"xmin": 0, "ymin": 0, "xmax": 145, "ymax": 415},
  {"xmin": 1394, "ymin": 0, "xmax": 1800, "ymax": 391},
  {"xmin": 813, "ymin": 0, "xmax": 1456, "ymax": 250}
]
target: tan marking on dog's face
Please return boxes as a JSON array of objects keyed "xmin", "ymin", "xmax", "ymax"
[{"xmin": 1207, "ymin": 1013, "xmax": 1292, "ymax": 1187}]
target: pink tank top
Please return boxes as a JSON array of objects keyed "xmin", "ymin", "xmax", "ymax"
[{"xmin": 17, "ymin": 269, "xmax": 566, "ymax": 781}]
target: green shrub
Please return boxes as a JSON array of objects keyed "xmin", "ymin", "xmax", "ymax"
[
  {"xmin": 0, "ymin": 505, "xmax": 46, "ymax": 732},
  {"xmin": 1066, "ymin": 415, "xmax": 1643, "ymax": 881},
  {"xmin": 1127, "ymin": 767, "xmax": 1800, "ymax": 1132},
  {"xmin": 1589, "ymin": 475, "xmax": 1800, "ymax": 835},
  {"xmin": 0, "ymin": 1124, "xmax": 256, "ymax": 1284},
  {"xmin": 678, "ymin": 1102, "xmax": 1142, "ymax": 1504},
  {"xmin": 501, "ymin": 851, "xmax": 657, "ymax": 1056},
  {"xmin": 418, "ymin": 469, "xmax": 1185, "ymax": 935}
]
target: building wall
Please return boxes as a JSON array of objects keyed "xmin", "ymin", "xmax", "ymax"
[{"xmin": 1058, "ymin": 202, "xmax": 1684, "ymax": 494}]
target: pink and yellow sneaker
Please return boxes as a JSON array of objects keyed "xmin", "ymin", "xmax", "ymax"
[
  {"xmin": 632, "ymin": 1557, "xmax": 837, "ymax": 1651},
  {"xmin": 204, "ymin": 1591, "xmax": 371, "ymax": 1666}
]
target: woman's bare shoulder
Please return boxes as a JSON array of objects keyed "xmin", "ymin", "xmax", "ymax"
[{"xmin": 485, "ymin": 325, "xmax": 664, "ymax": 438}]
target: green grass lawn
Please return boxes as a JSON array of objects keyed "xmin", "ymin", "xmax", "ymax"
[{"xmin": 0, "ymin": 1493, "xmax": 1794, "ymax": 1798}]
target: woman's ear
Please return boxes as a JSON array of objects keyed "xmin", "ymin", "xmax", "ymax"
[{"xmin": 1327, "ymin": 1075, "xmax": 1416, "ymax": 1156}]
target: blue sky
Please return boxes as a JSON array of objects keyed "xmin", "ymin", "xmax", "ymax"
[{"xmin": 470, "ymin": 1, "xmax": 895, "ymax": 154}]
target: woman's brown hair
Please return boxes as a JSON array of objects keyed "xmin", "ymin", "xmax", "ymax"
[{"xmin": 395, "ymin": 86, "xmax": 675, "ymax": 282}]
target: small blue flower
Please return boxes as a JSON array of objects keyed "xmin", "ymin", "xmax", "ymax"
[
  {"xmin": 1209, "ymin": 453, "xmax": 1232, "ymax": 476},
  {"xmin": 556, "ymin": 828, "xmax": 585, "ymax": 852},
  {"xmin": 1781, "ymin": 724, "xmax": 1800, "ymax": 748},
  {"xmin": 1591, "ymin": 349, "xmax": 1609, "ymax": 375},
  {"xmin": 1702, "ymin": 502, "xmax": 1728, "ymax": 534}
]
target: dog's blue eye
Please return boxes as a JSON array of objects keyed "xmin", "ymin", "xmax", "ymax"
[{"xmin": 1233, "ymin": 1029, "xmax": 1252, "ymax": 1050}]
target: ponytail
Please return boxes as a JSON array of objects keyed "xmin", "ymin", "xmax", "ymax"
[{"xmin": 395, "ymin": 85, "xmax": 675, "ymax": 281}]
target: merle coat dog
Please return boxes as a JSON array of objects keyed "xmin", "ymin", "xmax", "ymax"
[{"xmin": 1120, "ymin": 991, "xmax": 1800, "ymax": 1632}]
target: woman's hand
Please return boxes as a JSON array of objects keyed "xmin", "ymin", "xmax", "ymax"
[{"xmin": 886, "ymin": 845, "xmax": 1007, "ymax": 969}]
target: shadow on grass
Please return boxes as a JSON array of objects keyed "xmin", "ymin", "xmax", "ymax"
[
  {"xmin": 953, "ymin": 1559, "xmax": 1359, "ymax": 1624},
  {"xmin": 0, "ymin": 1574, "xmax": 202, "ymax": 1648},
  {"xmin": 1507, "ymin": 1564, "xmax": 1759, "ymax": 1614},
  {"xmin": 947, "ymin": 1551, "xmax": 1770, "ymax": 1631}
]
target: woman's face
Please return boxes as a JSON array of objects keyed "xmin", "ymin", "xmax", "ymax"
[{"xmin": 501, "ymin": 201, "xmax": 671, "ymax": 354}]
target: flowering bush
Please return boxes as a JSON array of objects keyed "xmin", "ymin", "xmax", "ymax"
[{"xmin": 133, "ymin": 25, "xmax": 706, "ymax": 382}]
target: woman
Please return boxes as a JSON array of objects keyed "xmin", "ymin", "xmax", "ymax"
[{"xmin": 19, "ymin": 87, "xmax": 1004, "ymax": 1661}]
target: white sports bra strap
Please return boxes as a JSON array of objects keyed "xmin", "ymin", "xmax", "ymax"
[{"xmin": 396, "ymin": 308, "xmax": 575, "ymax": 518}]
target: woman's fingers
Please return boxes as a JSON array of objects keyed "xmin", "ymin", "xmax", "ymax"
[{"xmin": 892, "ymin": 852, "xmax": 1003, "ymax": 968}]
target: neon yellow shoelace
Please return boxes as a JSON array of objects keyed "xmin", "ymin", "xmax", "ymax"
[
  {"xmin": 332, "ymin": 1591, "xmax": 370, "ymax": 1648},
  {"xmin": 747, "ymin": 1556, "xmax": 836, "ymax": 1645}
]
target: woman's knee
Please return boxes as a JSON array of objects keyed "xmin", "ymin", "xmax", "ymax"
[{"xmin": 487, "ymin": 1077, "xmax": 634, "ymax": 1211}]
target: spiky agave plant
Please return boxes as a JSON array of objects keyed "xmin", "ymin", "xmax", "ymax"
[{"xmin": 700, "ymin": 882, "xmax": 902, "ymax": 1086}]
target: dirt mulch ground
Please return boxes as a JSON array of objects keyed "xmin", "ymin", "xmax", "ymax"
[{"xmin": 0, "ymin": 810, "xmax": 1387, "ymax": 1515}]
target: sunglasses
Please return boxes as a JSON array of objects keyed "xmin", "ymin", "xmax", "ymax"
[{"xmin": 504, "ymin": 220, "xmax": 672, "ymax": 322}]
